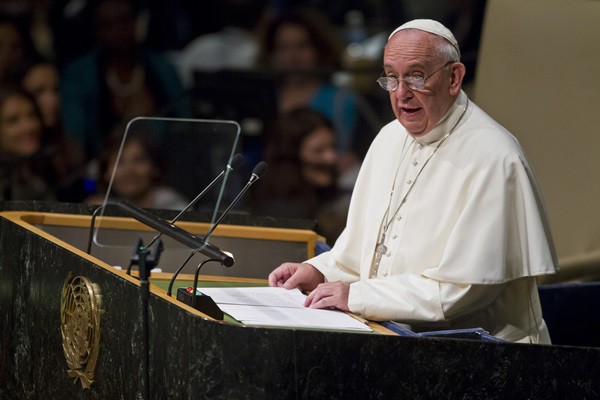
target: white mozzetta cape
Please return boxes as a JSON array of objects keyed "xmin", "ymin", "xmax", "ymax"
[{"xmin": 307, "ymin": 91, "xmax": 557, "ymax": 341}]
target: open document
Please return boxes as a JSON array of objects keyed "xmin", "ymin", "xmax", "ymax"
[{"xmin": 198, "ymin": 287, "xmax": 372, "ymax": 332}]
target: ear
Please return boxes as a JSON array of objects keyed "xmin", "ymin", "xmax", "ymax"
[{"xmin": 449, "ymin": 62, "xmax": 466, "ymax": 96}]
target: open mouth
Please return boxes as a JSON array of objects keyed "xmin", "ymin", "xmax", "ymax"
[{"xmin": 401, "ymin": 107, "xmax": 422, "ymax": 117}]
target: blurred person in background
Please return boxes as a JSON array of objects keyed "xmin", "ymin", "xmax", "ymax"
[
  {"xmin": 61, "ymin": 0, "xmax": 184, "ymax": 160},
  {"xmin": 86, "ymin": 131, "xmax": 188, "ymax": 210},
  {"xmin": 0, "ymin": 85, "xmax": 55, "ymax": 201},
  {"xmin": 259, "ymin": 7, "xmax": 360, "ymax": 176},
  {"xmin": 253, "ymin": 108, "xmax": 349, "ymax": 244},
  {"xmin": 174, "ymin": 0, "xmax": 268, "ymax": 85},
  {"xmin": 19, "ymin": 58, "xmax": 86, "ymax": 200}
]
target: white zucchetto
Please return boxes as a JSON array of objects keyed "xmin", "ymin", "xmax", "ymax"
[{"xmin": 388, "ymin": 19, "xmax": 460, "ymax": 58}]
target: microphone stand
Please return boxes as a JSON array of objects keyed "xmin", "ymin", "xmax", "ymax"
[
  {"xmin": 128, "ymin": 238, "xmax": 163, "ymax": 400},
  {"xmin": 192, "ymin": 258, "xmax": 219, "ymax": 308}
]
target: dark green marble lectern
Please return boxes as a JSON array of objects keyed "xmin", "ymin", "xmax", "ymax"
[{"xmin": 1, "ymin": 202, "xmax": 599, "ymax": 399}]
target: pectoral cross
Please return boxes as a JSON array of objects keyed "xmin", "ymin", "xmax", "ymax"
[{"xmin": 372, "ymin": 232, "xmax": 387, "ymax": 276}]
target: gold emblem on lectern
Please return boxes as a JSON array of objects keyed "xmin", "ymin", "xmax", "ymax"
[{"xmin": 60, "ymin": 272, "xmax": 103, "ymax": 388}]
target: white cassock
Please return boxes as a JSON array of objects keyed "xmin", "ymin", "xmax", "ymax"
[{"xmin": 307, "ymin": 90, "xmax": 557, "ymax": 343}]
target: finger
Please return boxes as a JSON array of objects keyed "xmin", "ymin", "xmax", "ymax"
[
  {"xmin": 269, "ymin": 264, "xmax": 293, "ymax": 287},
  {"xmin": 268, "ymin": 269, "xmax": 285, "ymax": 287},
  {"xmin": 304, "ymin": 282, "xmax": 336, "ymax": 306},
  {"xmin": 282, "ymin": 265, "xmax": 302, "ymax": 289},
  {"xmin": 268, "ymin": 272, "xmax": 279, "ymax": 287},
  {"xmin": 305, "ymin": 288, "xmax": 330, "ymax": 308},
  {"xmin": 304, "ymin": 289, "xmax": 316, "ymax": 307},
  {"xmin": 310, "ymin": 295, "xmax": 336, "ymax": 309}
]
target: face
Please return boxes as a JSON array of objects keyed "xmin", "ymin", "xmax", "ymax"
[
  {"xmin": 300, "ymin": 126, "xmax": 337, "ymax": 187},
  {"xmin": 22, "ymin": 64, "xmax": 61, "ymax": 129},
  {"xmin": 109, "ymin": 139, "xmax": 155, "ymax": 200},
  {"xmin": 0, "ymin": 95, "xmax": 42, "ymax": 156},
  {"xmin": 272, "ymin": 23, "xmax": 318, "ymax": 72},
  {"xmin": 383, "ymin": 30, "xmax": 464, "ymax": 137}
]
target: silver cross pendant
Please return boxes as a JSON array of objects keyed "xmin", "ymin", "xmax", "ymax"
[
  {"xmin": 376, "ymin": 233, "xmax": 387, "ymax": 255},
  {"xmin": 372, "ymin": 233, "xmax": 387, "ymax": 275}
]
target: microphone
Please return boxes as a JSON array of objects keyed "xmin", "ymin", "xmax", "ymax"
[
  {"xmin": 166, "ymin": 161, "xmax": 268, "ymax": 296},
  {"xmin": 204, "ymin": 161, "xmax": 268, "ymax": 239},
  {"xmin": 116, "ymin": 200, "xmax": 234, "ymax": 267}
]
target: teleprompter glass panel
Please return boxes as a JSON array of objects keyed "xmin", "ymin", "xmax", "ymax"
[{"xmin": 91, "ymin": 117, "xmax": 241, "ymax": 271}]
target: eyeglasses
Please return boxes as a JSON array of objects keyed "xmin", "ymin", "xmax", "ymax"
[{"xmin": 376, "ymin": 61, "xmax": 454, "ymax": 92}]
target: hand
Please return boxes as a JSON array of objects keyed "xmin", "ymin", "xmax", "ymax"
[
  {"xmin": 268, "ymin": 262, "xmax": 324, "ymax": 291},
  {"xmin": 304, "ymin": 281, "xmax": 350, "ymax": 312}
]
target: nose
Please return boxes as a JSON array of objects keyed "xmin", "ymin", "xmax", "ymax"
[
  {"xmin": 394, "ymin": 80, "xmax": 414, "ymax": 102},
  {"xmin": 323, "ymin": 148, "xmax": 337, "ymax": 164}
]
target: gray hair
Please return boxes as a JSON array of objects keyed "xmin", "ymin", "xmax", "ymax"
[{"xmin": 436, "ymin": 39, "xmax": 460, "ymax": 63}]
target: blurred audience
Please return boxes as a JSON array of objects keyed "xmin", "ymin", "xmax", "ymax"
[
  {"xmin": 18, "ymin": 58, "xmax": 86, "ymax": 199},
  {"xmin": 0, "ymin": 85, "xmax": 55, "ymax": 201},
  {"xmin": 61, "ymin": 0, "xmax": 184, "ymax": 160},
  {"xmin": 258, "ymin": 7, "xmax": 359, "ymax": 170},
  {"xmin": 0, "ymin": 0, "xmax": 488, "ymax": 214},
  {"xmin": 253, "ymin": 108, "xmax": 350, "ymax": 244},
  {"xmin": 173, "ymin": 0, "xmax": 268, "ymax": 85},
  {"xmin": 86, "ymin": 131, "xmax": 188, "ymax": 210}
]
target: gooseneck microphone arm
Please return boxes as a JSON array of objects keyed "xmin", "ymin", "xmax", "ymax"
[
  {"xmin": 204, "ymin": 161, "xmax": 268, "ymax": 239},
  {"xmin": 166, "ymin": 161, "xmax": 268, "ymax": 296},
  {"xmin": 192, "ymin": 258, "xmax": 219, "ymax": 308},
  {"xmin": 146, "ymin": 153, "xmax": 244, "ymax": 248},
  {"xmin": 166, "ymin": 250, "xmax": 196, "ymax": 296}
]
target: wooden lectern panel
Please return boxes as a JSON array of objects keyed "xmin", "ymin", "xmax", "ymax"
[{"xmin": 13, "ymin": 211, "xmax": 321, "ymax": 279}]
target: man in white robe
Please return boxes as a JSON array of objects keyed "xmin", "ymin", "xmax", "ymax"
[{"xmin": 268, "ymin": 19, "xmax": 557, "ymax": 343}]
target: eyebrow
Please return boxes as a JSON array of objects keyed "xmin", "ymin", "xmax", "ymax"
[{"xmin": 383, "ymin": 62, "xmax": 427, "ymax": 73}]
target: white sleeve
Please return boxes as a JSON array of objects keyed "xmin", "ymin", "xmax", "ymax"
[
  {"xmin": 348, "ymin": 275, "xmax": 506, "ymax": 324},
  {"xmin": 306, "ymin": 228, "xmax": 360, "ymax": 284}
]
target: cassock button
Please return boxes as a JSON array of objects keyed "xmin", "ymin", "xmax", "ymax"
[
  {"xmin": 392, "ymin": 234, "xmax": 398, "ymax": 239},
  {"xmin": 406, "ymin": 179, "xmax": 413, "ymax": 185},
  {"xmin": 412, "ymin": 160, "xmax": 418, "ymax": 166},
  {"xmin": 383, "ymin": 271, "xmax": 388, "ymax": 277},
  {"xmin": 396, "ymin": 215, "xmax": 402, "ymax": 221},
  {"xmin": 417, "ymin": 143, "xmax": 423, "ymax": 149}
]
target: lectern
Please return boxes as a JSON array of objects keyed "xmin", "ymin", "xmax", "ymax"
[{"xmin": 1, "ymin": 202, "xmax": 599, "ymax": 399}]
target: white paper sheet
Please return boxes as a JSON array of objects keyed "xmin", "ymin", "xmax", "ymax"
[
  {"xmin": 197, "ymin": 287, "xmax": 371, "ymax": 332},
  {"xmin": 197, "ymin": 287, "xmax": 307, "ymax": 308}
]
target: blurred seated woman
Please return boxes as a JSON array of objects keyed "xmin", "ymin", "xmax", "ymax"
[
  {"xmin": 253, "ymin": 108, "xmax": 349, "ymax": 244},
  {"xmin": 86, "ymin": 131, "xmax": 188, "ymax": 210},
  {"xmin": 259, "ymin": 7, "xmax": 359, "ymax": 164},
  {"xmin": 19, "ymin": 58, "xmax": 86, "ymax": 200},
  {"xmin": 0, "ymin": 85, "xmax": 55, "ymax": 200}
]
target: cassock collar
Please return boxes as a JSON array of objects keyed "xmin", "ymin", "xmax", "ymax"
[{"xmin": 414, "ymin": 90, "xmax": 468, "ymax": 146}]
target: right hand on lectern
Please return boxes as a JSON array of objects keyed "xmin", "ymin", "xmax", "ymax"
[{"xmin": 268, "ymin": 262, "xmax": 324, "ymax": 291}]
